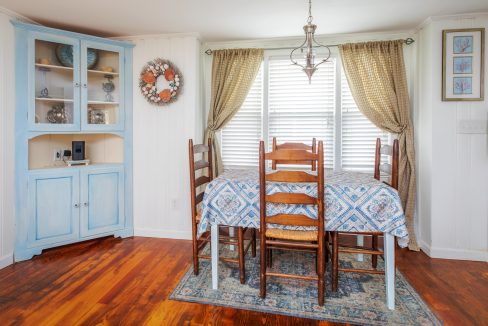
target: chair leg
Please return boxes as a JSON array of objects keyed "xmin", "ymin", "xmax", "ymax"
[
  {"xmin": 192, "ymin": 227, "xmax": 199, "ymax": 275},
  {"xmin": 260, "ymin": 231, "xmax": 267, "ymax": 298},
  {"xmin": 324, "ymin": 232, "xmax": 329, "ymax": 264},
  {"xmin": 372, "ymin": 235, "xmax": 378, "ymax": 269},
  {"xmin": 267, "ymin": 238, "xmax": 273, "ymax": 268},
  {"xmin": 238, "ymin": 227, "xmax": 245, "ymax": 284},
  {"xmin": 318, "ymin": 237, "xmax": 325, "ymax": 306},
  {"xmin": 331, "ymin": 231, "xmax": 339, "ymax": 292},
  {"xmin": 251, "ymin": 229, "xmax": 257, "ymax": 257}
]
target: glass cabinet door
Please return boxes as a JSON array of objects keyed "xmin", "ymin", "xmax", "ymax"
[
  {"xmin": 81, "ymin": 41, "xmax": 124, "ymax": 131},
  {"xmin": 30, "ymin": 33, "xmax": 80, "ymax": 131}
]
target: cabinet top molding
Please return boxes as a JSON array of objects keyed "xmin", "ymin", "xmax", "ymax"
[{"xmin": 11, "ymin": 20, "xmax": 135, "ymax": 49}]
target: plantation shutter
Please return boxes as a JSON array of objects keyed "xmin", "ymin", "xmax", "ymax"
[
  {"xmin": 341, "ymin": 69, "xmax": 388, "ymax": 171},
  {"xmin": 220, "ymin": 67, "xmax": 263, "ymax": 168},
  {"xmin": 268, "ymin": 57, "xmax": 336, "ymax": 169}
]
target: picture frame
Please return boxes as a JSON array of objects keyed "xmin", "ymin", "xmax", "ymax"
[{"xmin": 442, "ymin": 28, "xmax": 485, "ymax": 101}]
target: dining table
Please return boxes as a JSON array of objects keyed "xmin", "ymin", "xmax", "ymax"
[{"xmin": 197, "ymin": 168, "xmax": 409, "ymax": 310}]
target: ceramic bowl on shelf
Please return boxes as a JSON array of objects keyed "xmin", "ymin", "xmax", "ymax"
[{"xmin": 55, "ymin": 45, "xmax": 98, "ymax": 69}]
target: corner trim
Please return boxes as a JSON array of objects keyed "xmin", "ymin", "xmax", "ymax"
[
  {"xmin": 134, "ymin": 228, "xmax": 191, "ymax": 240},
  {"xmin": 0, "ymin": 253, "xmax": 13, "ymax": 269}
]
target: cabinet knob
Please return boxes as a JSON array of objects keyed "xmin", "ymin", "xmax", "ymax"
[
  {"xmin": 74, "ymin": 82, "xmax": 80, "ymax": 87},
  {"xmin": 83, "ymin": 202, "xmax": 88, "ymax": 207},
  {"xmin": 82, "ymin": 83, "xmax": 87, "ymax": 88},
  {"xmin": 74, "ymin": 203, "xmax": 79, "ymax": 208}
]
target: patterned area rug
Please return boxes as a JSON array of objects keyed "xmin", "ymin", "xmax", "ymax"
[{"xmin": 170, "ymin": 246, "xmax": 441, "ymax": 325}]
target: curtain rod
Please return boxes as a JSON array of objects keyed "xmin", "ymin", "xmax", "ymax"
[{"xmin": 204, "ymin": 37, "xmax": 414, "ymax": 55}]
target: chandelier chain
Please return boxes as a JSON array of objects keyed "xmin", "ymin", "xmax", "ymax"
[{"xmin": 307, "ymin": 0, "xmax": 313, "ymax": 23}]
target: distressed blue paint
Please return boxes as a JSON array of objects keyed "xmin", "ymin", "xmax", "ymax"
[
  {"xmin": 13, "ymin": 21, "xmax": 133, "ymax": 262},
  {"xmin": 28, "ymin": 171, "xmax": 79, "ymax": 246},
  {"xmin": 80, "ymin": 166, "xmax": 125, "ymax": 237}
]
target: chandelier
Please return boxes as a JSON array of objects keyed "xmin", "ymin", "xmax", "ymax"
[{"xmin": 290, "ymin": 0, "xmax": 331, "ymax": 83}]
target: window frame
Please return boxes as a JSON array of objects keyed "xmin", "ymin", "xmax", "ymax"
[{"xmin": 220, "ymin": 48, "xmax": 388, "ymax": 171}]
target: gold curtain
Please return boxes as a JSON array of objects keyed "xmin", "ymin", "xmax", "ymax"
[
  {"xmin": 205, "ymin": 48, "xmax": 264, "ymax": 175},
  {"xmin": 339, "ymin": 40, "xmax": 419, "ymax": 250}
]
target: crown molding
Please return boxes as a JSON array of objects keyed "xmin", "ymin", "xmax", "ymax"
[
  {"xmin": 0, "ymin": 6, "xmax": 38, "ymax": 24},
  {"xmin": 113, "ymin": 32, "xmax": 201, "ymax": 42},
  {"xmin": 415, "ymin": 12, "xmax": 488, "ymax": 32}
]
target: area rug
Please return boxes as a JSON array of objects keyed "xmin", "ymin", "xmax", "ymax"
[{"xmin": 170, "ymin": 247, "xmax": 441, "ymax": 326}]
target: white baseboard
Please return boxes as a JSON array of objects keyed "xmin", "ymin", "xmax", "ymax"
[
  {"xmin": 420, "ymin": 240, "xmax": 487, "ymax": 262},
  {"xmin": 0, "ymin": 253, "xmax": 13, "ymax": 269},
  {"xmin": 134, "ymin": 228, "xmax": 192, "ymax": 240}
]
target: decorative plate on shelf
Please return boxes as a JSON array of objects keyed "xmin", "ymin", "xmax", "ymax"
[
  {"xmin": 56, "ymin": 45, "xmax": 98, "ymax": 69},
  {"xmin": 139, "ymin": 58, "xmax": 182, "ymax": 106}
]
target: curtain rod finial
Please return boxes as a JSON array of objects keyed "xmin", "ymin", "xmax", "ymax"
[
  {"xmin": 205, "ymin": 49, "xmax": 213, "ymax": 55},
  {"xmin": 405, "ymin": 38, "xmax": 414, "ymax": 45}
]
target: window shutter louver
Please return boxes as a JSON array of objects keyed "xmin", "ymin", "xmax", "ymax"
[
  {"xmin": 221, "ymin": 67, "xmax": 263, "ymax": 168},
  {"xmin": 268, "ymin": 58, "xmax": 336, "ymax": 169},
  {"xmin": 341, "ymin": 70, "xmax": 388, "ymax": 171}
]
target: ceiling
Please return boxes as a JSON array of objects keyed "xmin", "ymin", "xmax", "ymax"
[{"xmin": 1, "ymin": 0, "xmax": 487, "ymax": 41}]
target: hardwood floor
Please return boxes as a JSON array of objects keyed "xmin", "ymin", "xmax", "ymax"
[{"xmin": 0, "ymin": 237, "xmax": 486, "ymax": 325}]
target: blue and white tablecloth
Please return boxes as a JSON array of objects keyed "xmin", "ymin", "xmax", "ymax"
[{"xmin": 197, "ymin": 169, "xmax": 409, "ymax": 247}]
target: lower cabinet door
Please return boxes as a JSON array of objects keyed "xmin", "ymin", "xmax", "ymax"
[
  {"xmin": 80, "ymin": 166, "xmax": 125, "ymax": 237},
  {"xmin": 28, "ymin": 170, "xmax": 80, "ymax": 247}
]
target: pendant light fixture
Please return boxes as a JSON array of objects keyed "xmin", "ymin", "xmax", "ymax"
[{"xmin": 290, "ymin": 0, "xmax": 331, "ymax": 83}]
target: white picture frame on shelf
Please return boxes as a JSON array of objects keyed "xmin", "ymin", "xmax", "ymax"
[{"xmin": 442, "ymin": 28, "xmax": 485, "ymax": 101}]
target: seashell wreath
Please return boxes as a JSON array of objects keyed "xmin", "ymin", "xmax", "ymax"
[{"xmin": 139, "ymin": 58, "xmax": 182, "ymax": 105}]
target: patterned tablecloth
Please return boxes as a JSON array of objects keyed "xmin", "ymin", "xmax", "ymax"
[{"xmin": 197, "ymin": 169, "xmax": 409, "ymax": 247}]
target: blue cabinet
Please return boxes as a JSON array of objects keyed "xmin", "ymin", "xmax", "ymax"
[
  {"xmin": 14, "ymin": 21, "xmax": 134, "ymax": 262},
  {"xmin": 80, "ymin": 166, "xmax": 125, "ymax": 237}
]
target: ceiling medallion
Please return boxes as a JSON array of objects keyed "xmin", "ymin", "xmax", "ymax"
[{"xmin": 290, "ymin": 0, "xmax": 331, "ymax": 83}]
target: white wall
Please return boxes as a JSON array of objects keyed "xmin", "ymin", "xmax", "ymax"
[
  {"xmin": 118, "ymin": 34, "xmax": 202, "ymax": 240},
  {"xmin": 0, "ymin": 9, "xmax": 28, "ymax": 269},
  {"xmin": 416, "ymin": 14, "xmax": 488, "ymax": 261}
]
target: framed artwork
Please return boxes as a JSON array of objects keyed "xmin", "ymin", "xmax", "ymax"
[{"xmin": 442, "ymin": 28, "xmax": 484, "ymax": 101}]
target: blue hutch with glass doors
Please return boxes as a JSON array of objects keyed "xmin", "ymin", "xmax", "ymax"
[{"xmin": 12, "ymin": 21, "xmax": 134, "ymax": 261}]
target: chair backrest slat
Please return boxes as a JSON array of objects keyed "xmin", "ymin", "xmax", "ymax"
[
  {"xmin": 195, "ymin": 192, "xmax": 204, "ymax": 205},
  {"xmin": 266, "ymin": 214, "xmax": 318, "ymax": 227},
  {"xmin": 271, "ymin": 137, "xmax": 317, "ymax": 171},
  {"xmin": 266, "ymin": 193, "xmax": 317, "ymax": 205},
  {"xmin": 374, "ymin": 138, "xmax": 399, "ymax": 190},
  {"xmin": 193, "ymin": 144, "xmax": 210, "ymax": 154},
  {"xmin": 195, "ymin": 175, "xmax": 211, "ymax": 188},
  {"xmin": 266, "ymin": 170, "xmax": 317, "ymax": 183},
  {"xmin": 194, "ymin": 159, "xmax": 211, "ymax": 171},
  {"xmin": 266, "ymin": 149, "xmax": 317, "ymax": 161}
]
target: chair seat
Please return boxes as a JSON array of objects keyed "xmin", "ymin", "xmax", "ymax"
[{"xmin": 266, "ymin": 228, "xmax": 318, "ymax": 241}]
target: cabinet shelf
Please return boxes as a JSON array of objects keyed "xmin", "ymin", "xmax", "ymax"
[
  {"xmin": 35, "ymin": 63, "xmax": 73, "ymax": 72},
  {"xmin": 36, "ymin": 97, "xmax": 74, "ymax": 103},
  {"xmin": 35, "ymin": 63, "xmax": 119, "ymax": 76},
  {"xmin": 88, "ymin": 69, "xmax": 119, "ymax": 76},
  {"xmin": 88, "ymin": 101, "xmax": 119, "ymax": 105}
]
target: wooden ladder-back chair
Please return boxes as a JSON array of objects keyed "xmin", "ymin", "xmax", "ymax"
[
  {"xmin": 259, "ymin": 140, "xmax": 326, "ymax": 306},
  {"xmin": 331, "ymin": 138, "xmax": 399, "ymax": 291},
  {"xmin": 189, "ymin": 139, "xmax": 256, "ymax": 284},
  {"xmin": 271, "ymin": 137, "xmax": 317, "ymax": 171}
]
